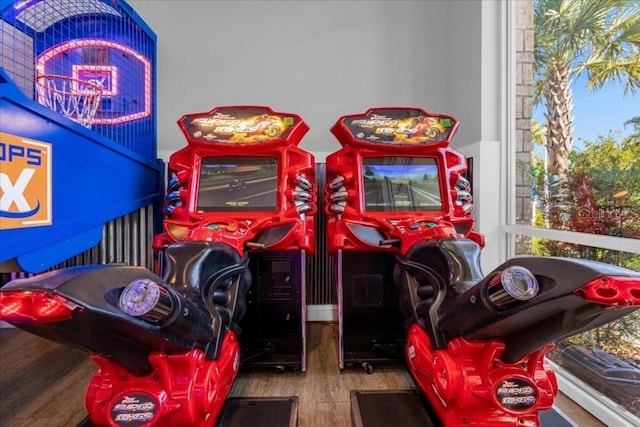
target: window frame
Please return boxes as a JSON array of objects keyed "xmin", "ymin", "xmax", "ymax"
[{"xmin": 502, "ymin": 2, "xmax": 639, "ymax": 425}]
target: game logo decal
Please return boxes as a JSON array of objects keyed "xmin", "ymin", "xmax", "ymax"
[
  {"xmin": 0, "ymin": 133, "xmax": 52, "ymax": 230},
  {"xmin": 494, "ymin": 378, "xmax": 537, "ymax": 412},
  {"xmin": 110, "ymin": 393, "xmax": 157, "ymax": 426},
  {"xmin": 182, "ymin": 107, "xmax": 297, "ymax": 144},
  {"xmin": 344, "ymin": 109, "xmax": 455, "ymax": 144}
]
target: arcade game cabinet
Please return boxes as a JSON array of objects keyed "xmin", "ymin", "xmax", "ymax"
[
  {"xmin": 154, "ymin": 106, "xmax": 317, "ymax": 372},
  {"xmin": 325, "ymin": 107, "xmax": 481, "ymax": 372},
  {"xmin": 0, "ymin": 105, "xmax": 313, "ymax": 427},
  {"xmin": 326, "ymin": 108, "xmax": 640, "ymax": 426}
]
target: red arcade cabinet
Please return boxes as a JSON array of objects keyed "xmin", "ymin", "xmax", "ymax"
[
  {"xmin": 326, "ymin": 108, "xmax": 640, "ymax": 426},
  {"xmin": 325, "ymin": 107, "xmax": 482, "ymax": 372},
  {"xmin": 154, "ymin": 106, "xmax": 316, "ymax": 372}
]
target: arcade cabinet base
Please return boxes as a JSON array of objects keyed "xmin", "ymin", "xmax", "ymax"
[
  {"xmin": 350, "ymin": 390, "xmax": 577, "ymax": 427},
  {"xmin": 77, "ymin": 396, "xmax": 299, "ymax": 427},
  {"xmin": 340, "ymin": 252, "xmax": 406, "ymax": 369},
  {"xmin": 240, "ymin": 251, "xmax": 306, "ymax": 371}
]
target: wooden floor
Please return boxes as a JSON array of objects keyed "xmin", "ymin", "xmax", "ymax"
[{"xmin": 0, "ymin": 323, "xmax": 604, "ymax": 427}]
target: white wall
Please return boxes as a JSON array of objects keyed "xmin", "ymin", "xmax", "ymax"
[
  {"xmin": 443, "ymin": 0, "xmax": 482, "ymax": 147},
  {"xmin": 127, "ymin": 0, "xmax": 508, "ymax": 314},
  {"xmin": 129, "ymin": 0, "xmax": 461, "ymax": 160}
]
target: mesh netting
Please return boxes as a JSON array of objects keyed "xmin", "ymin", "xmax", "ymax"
[{"xmin": 36, "ymin": 74, "xmax": 102, "ymax": 128}]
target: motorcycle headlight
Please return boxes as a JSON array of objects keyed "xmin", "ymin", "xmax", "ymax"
[
  {"xmin": 501, "ymin": 266, "xmax": 539, "ymax": 300},
  {"xmin": 487, "ymin": 266, "xmax": 539, "ymax": 308},
  {"xmin": 118, "ymin": 278, "xmax": 173, "ymax": 321}
]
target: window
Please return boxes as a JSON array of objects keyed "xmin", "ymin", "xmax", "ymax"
[{"xmin": 509, "ymin": 0, "xmax": 640, "ymax": 424}]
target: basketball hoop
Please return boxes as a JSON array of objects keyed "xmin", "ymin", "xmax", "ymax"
[{"xmin": 36, "ymin": 75, "xmax": 103, "ymax": 129}]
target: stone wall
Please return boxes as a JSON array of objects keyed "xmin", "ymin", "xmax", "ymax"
[{"xmin": 515, "ymin": 0, "xmax": 534, "ymax": 254}]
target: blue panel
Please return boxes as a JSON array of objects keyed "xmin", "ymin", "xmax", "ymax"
[
  {"xmin": 0, "ymin": 68, "xmax": 163, "ymax": 271},
  {"xmin": 17, "ymin": 226, "xmax": 103, "ymax": 272}
]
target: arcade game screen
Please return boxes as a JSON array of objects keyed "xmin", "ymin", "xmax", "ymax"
[
  {"xmin": 362, "ymin": 157, "xmax": 442, "ymax": 212},
  {"xmin": 196, "ymin": 156, "xmax": 278, "ymax": 212}
]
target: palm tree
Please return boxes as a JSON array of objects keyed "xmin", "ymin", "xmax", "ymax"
[
  {"xmin": 534, "ymin": 0, "xmax": 640, "ymax": 181},
  {"xmin": 624, "ymin": 116, "xmax": 640, "ymax": 134}
]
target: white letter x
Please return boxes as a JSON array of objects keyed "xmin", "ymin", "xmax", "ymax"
[{"xmin": 0, "ymin": 168, "xmax": 35, "ymax": 212}]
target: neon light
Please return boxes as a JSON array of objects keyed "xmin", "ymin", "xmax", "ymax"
[
  {"xmin": 36, "ymin": 39, "xmax": 152, "ymax": 125},
  {"xmin": 72, "ymin": 65, "xmax": 119, "ymax": 96},
  {"xmin": 13, "ymin": 0, "xmax": 39, "ymax": 10}
]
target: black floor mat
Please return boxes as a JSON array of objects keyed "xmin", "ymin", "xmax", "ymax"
[
  {"xmin": 351, "ymin": 390, "xmax": 437, "ymax": 427},
  {"xmin": 77, "ymin": 397, "xmax": 298, "ymax": 427},
  {"xmin": 351, "ymin": 390, "xmax": 576, "ymax": 427},
  {"xmin": 539, "ymin": 407, "xmax": 577, "ymax": 427},
  {"xmin": 217, "ymin": 396, "xmax": 298, "ymax": 427}
]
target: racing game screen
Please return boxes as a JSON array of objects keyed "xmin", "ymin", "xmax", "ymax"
[
  {"xmin": 197, "ymin": 156, "xmax": 278, "ymax": 212},
  {"xmin": 362, "ymin": 157, "xmax": 442, "ymax": 212}
]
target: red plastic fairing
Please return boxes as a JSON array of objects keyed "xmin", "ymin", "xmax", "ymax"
[
  {"xmin": 405, "ymin": 325, "xmax": 556, "ymax": 427},
  {"xmin": 154, "ymin": 106, "xmax": 316, "ymax": 256},
  {"xmin": 0, "ymin": 291, "xmax": 81, "ymax": 324},
  {"xmin": 325, "ymin": 107, "xmax": 483, "ymax": 255},
  {"xmin": 574, "ymin": 275, "xmax": 640, "ymax": 306},
  {"xmin": 85, "ymin": 332, "xmax": 241, "ymax": 427}
]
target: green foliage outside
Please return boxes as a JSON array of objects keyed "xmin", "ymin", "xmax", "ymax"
[
  {"xmin": 531, "ymin": 128, "xmax": 640, "ymax": 361},
  {"xmin": 531, "ymin": 0, "xmax": 640, "ymax": 366}
]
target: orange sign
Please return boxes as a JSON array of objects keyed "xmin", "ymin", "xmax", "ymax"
[{"xmin": 0, "ymin": 132, "xmax": 52, "ymax": 229}]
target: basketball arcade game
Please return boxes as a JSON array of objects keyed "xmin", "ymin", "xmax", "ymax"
[
  {"xmin": 326, "ymin": 108, "xmax": 640, "ymax": 426},
  {"xmin": 0, "ymin": 0, "xmax": 160, "ymax": 273},
  {"xmin": 154, "ymin": 105, "xmax": 317, "ymax": 372}
]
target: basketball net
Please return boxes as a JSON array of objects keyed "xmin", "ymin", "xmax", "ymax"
[{"xmin": 36, "ymin": 75, "xmax": 103, "ymax": 129}]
